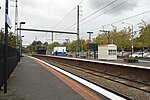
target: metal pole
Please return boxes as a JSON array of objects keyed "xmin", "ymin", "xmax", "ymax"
[
  {"xmin": 89, "ymin": 33, "xmax": 91, "ymax": 42},
  {"xmin": 122, "ymin": 22, "xmax": 134, "ymax": 57},
  {"xmin": 4, "ymin": 0, "xmax": 9, "ymax": 94},
  {"xmin": 19, "ymin": 23, "xmax": 21, "ymax": 57},
  {"xmin": 102, "ymin": 25, "xmax": 104, "ymax": 31},
  {"xmin": 87, "ymin": 32, "xmax": 93, "ymax": 42},
  {"xmin": 107, "ymin": 31, "xmax": 110, "ymax": 44},
  {"xmin": 99, "ymin": 30, "xmax": 110, "ymax": 44},
  {"xmin": 131, "ymin": 25, "xmax": 134, "ymax": 57},
  {"xmin": 21, "ymin": 37, "xmax": 23, "ymax": 57},
  {"xmin": 52, "ymin": 32, "xmax": 53, "ymax": 42},
  {"xmin": 77, "ymin": 5, "xmax": 80, "ymax": 57},
  {"xmin": 15, "ymin": 0, "xmax": 18, "ymax": 48}
]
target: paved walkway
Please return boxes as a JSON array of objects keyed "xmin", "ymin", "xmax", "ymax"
[{"xmin": 0, "ymin": 56, "xmax": 90, "ymax": 100}]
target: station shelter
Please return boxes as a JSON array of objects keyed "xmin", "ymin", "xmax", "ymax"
[{"xmin": 98, "ymin": 44, "xmax": 117, "ymax": 60}]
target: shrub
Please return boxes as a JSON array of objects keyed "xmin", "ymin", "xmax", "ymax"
[
  {"xmin": 68, "ymin": 55, "xmax": 73, "ymax": 57},
  {"xmin": 80, "ymin": 55, "xmax": 86, "ymax": 58},
  {"xmin": 124, "ymin": 57, "xmax": 138, "ymax": 63}
]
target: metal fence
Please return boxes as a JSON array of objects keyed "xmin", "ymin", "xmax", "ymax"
[{"xmin": 0, "ymin": 44, "xmax": 19, "ymax": 89}]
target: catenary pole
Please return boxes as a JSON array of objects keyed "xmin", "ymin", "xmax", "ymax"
[
  {"xmin": 77, "ymin": 5, "xmax": 80, "ymax": 57},
  {"xmin": 4, "ymin": 0, "xmax": 9, "ymax": 94}
]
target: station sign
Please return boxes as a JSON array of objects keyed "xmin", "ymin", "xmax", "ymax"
[
  {"xmin": 5, "ymin": 14, "xmax": 12, "ymax": 29},
  {"xmin": 87, "ymin": 43, "xmax": 98, "ymax": 51}
]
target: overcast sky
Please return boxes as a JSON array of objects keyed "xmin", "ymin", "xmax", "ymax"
[{"xmin": 0, "ymin": 0, "xmax": 150, "ymax": 45}]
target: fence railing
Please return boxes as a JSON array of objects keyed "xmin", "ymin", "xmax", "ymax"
[{"xmin": 0, "ymin": 44, "xmax": 20, "ymax": 89}]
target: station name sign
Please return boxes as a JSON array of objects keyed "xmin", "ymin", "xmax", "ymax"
[{"xmin": 5, "ymin": 14, "xmax": 11, "ymax": 29}]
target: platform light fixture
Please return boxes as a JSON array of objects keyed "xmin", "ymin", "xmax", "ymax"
[{"xmin": 19, "ymin": 22, "xmax": 25, "ymax": 57}]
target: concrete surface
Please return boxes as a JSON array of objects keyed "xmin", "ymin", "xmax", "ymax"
[{"xmin": 0, "ymin": 57, "xmax": 84, "ymax": 100}]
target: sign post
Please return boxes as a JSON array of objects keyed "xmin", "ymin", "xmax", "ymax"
[{"xmin": 4, "ymin": 0, "xmax": 11, "ymax": 94}]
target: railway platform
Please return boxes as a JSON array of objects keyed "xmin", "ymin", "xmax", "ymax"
[{"xmin": 0, "ymin": 56, "xmax": 104, "ymax": 100}]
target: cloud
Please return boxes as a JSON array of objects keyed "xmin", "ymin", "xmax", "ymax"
[
  {"xmin": 87, "ymin": 0, "xmax": 137, "ymax": 14},
  {"xmin": 19, "ymin": 0, "xmax": 78, "ymax": 30},
  {"xmin": 1, "ymin": 0, "xmax": 148, "ymax": 45}
]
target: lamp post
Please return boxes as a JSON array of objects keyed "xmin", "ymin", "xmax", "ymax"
[
  {"xmin": 21, "ymin": 35, "xmax": 24, "ymax": 56},
  {"xmin": 122, "ymin": 22, "xmax": 134, "ymax": 57},
  {"xmin": 87, "ymin": 32, "xmax": 93, "ymax": 58},
  {"xmin": 19, "ymin": 22, "xmax": 25, "ymax": 57}
]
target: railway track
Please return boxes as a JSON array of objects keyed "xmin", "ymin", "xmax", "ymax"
[{"xmin": 35, "ymin": 56, "xmax": 150, "ymax": 99}]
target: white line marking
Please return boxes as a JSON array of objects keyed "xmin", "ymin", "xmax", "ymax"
[{"xmin": 29, "ymin": 56, "xmax": 126, "ymax": 100}]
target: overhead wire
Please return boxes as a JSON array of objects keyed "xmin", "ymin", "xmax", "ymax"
[
  {"xmin": 108, "ymin": 18, "xmax": 150, "ymax": 32},
  {"xmin": 39, "ymin": 32, "xmax": 48, "ymax": 41},
  {"xmin": 91, "ymin": 9, "xmax": 150, "ymax": 31},
  {"xmin": 52, "ymin": 7, "xmax": 76, "ymax": 29},
  {"xmin": 80, "ymin": 0, "xmax": 118, "ymax": 22},
  {"xmin": 64, "ymin": 0, "xmax": 118, "ymax": 31},
  {"xmin": 52, "ymin": 0, "xmax": 84, "ymax": 29},
  {"xmin": 40, "ymin": 0, "xmax": 84, "ymax": 42},
  {"xmin": 91, "ymin": 0, "xmax": 112, "ymax": 10},
  {"xmin": 81, "ymin": 0, "xmax": 129, "ymax": 25}
]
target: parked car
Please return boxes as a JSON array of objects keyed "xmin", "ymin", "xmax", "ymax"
[
  {"xmin": 118, "ymin": 51, "xmax": 131, "ymax": 57},
  {"xmin": 129, "ymin": 52, "xmax": 150, "ymax": 58},
  {"xmin": 143, "ymin": 52, "xmax": 150, "ymax": 58},
  {"xmin": 145, "ymin": 54, "xmax": 150, "ymax": 58},
  {"xmin": 129, "ymin": 52, "xmax": 144, "ymax": 58}
]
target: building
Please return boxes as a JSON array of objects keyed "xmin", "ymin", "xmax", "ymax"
[{"xmin": 98, "ymin": 44, "xmax": 117, "ymax": 60}]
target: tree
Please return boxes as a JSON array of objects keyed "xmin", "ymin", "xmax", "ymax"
[
  {"xmin": 67, "ymin": 39, "xmax": 87, "ymax": 52},
  {"xmin": 0, "ymin": 29, "xmax": 4, "ymax": 44},
  {"xmin": 24, "ymin": 45, "xmax": 32, "ymax": 54},
  {"xmin": 47, "ymin": 42, "xmax": 61, "ymax": 49},
  {"xmin": 31, "ymin": 41, "xmax": 43, "ymax": 51},
  {"xmin": 94, "ymin": 33, "xmax": 108, "ymax": 45},
  {"xmin": 0, "ymin": 29, "xmax": 17, "ymax": 48},
  {"xmin": 80, "ymin": 39, "xmax": 88, "ymax": 52},
  {"xmin": 43, "ymin": 42, "xmax": 48, "ymax": 49},
  {"xmin": 8, "ymin": 32, "xmax": 17, "ymax": 48},
  {"xmin": 136, "ymin": 23, "xmax": 150, "ymax": 50},
  {"xmin": 94, "ymin": 27, "xmax": 131, "ymax": 51},
  {"xmin": 43, "ymin": 42, "xmax": 48, "ymax": 46},
  {"xmin": 110, "ymin": 28, "xmax": 131, "ymax": 51}
]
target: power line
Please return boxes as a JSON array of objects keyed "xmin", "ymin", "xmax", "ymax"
[
  {"xmin": 65, "ymin": 0, "xmax": 118, "ymax": 31},
  {"xmin": 52, "ymin": 7, "xmax": 76, "ymax": 29},
  {"xmin": 39, "ymin": 32, "xmax": 48, "ymax": 41},
  {"xmin": 92, "ymin": 0, "xmax": 112, "ymax": 10},
  {"xmin": 81, "ymin": 0, "xmax": 128, "ymax": 25},
  {"xmin": 64, "ymin": 23, "xmax": 76, "ymax": 31},
  {"xmin": 79, "ymin": 0, "xmax": 129, "ymax": 39},
  {"xmin": 78, "ymin": 0, "xmax": 84, "ymax": 5},
  {"xmin": 39, "ymin": 0, "xmax": 84, "ymax": 42},
  {"xmin": 79, "ymin": 0, "xmax": 111, "ymax": 17},
  {"xmin": 80, "ymin": 0, "xmax": 118, "ymax": 22},
  {"xmin": 91, "ymin": 9, "xmax": 150, "ymax": 31},
  {"xmin": 52, "ymin": 0, "xmax": 84, "ymax": 29}
]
